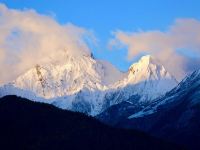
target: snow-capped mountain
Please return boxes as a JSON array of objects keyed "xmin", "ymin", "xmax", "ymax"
[
  {"xmin": 0, "ymin": 50, "xmax": 177, "ymax": 115},
  {"xmin": 105, "ymin": 55, "xmax": 178, "ymax": 106},
  {"xmin": 13, "ymin": 50, "xmax": 123, "ymax": 98},
  {"xmin": 114, "ymin": 70, "xmax": 200, "ymax": 149},
  {"xmin": 98, "ymin": 69, "xmax": 196, "ymax": 126}
]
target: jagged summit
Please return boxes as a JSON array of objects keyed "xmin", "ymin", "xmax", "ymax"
[
  {"xmin": 129, "ymin": 55, "xmax": 157, "ymax": 70},
  {"xmin": 129, "ymin": 55, "xmax": 161, "ymax": 71},
  {"xmin": 129, "ymin": 55, "xmax": 155, "ymax": 71},
  {"xmin": 127, "ymin": 55, "xmax": 176, "ymax": 83},
  {"xmin": 136, "ymin": 55, "xmax": 155, "ymax": 65}
]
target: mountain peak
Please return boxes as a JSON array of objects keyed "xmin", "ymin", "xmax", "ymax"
[
  {"xmin": 128, "ymin": 55, "xmax": 176, "ymax": 88},
  {"xmin": 140, "ymin": 55, "xmax": 153, "ymax": 62},
  {"xmin": 137, "ymin": 55, "xmax": 160, "ymax": 67},
  {"xmin": 128, "ymin": 55, "xmax": 162, "ymax": 76}
]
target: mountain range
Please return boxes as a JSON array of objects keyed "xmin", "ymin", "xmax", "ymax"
[
  {"xmin": 0, "ymin": 49, "xmax": 199, "ymax": 149},
  {"xmin": 0, "ymin": 50, "xmax": 177, "ymax": 116}
]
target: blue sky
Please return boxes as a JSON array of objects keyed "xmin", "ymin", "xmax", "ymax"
[{"xmin": 0, "ymin": 0, "xmax": 200, "ymax": 71}]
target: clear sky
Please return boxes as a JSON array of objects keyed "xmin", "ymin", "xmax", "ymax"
[{"xmin": 0, "ymin": 0, "xmax": 200, "ymax": 71}]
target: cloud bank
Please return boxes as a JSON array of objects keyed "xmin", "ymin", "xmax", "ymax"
[
  {"xmin": 0, "ymin": 4, "xmax": 94, "ymax": 84},
  {"xmin": 109, "ymin": 19, "xmax": 200, "ymax": 80}
]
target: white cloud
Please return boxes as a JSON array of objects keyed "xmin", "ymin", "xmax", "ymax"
[
  {"xmin": 0, "ymin": 4, "xmax": 94, "ymax": 84},
  {"xmin": 109, "ymin": 19, "xmax": 200, "ymax": 80}
]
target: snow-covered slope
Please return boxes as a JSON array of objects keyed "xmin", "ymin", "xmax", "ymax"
[
  {"xmin": 128, "ymin": 69, "xmax": 200, "ymax": 119},
  {"xmin": 0, "ymin": 52, "xmax": 178, "ymax": 115},
  {"xmin": 0, "ymin": 84, "xmax": 46, "ymax": 103}
]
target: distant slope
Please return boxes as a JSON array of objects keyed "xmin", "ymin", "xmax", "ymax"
[
  {"xmin": 97, "ymin": 100, "xmax": 144, "ymax": 126},
  {"xmin": 0, "ymin": 95, "xmax": 182, "ymax": 150}
]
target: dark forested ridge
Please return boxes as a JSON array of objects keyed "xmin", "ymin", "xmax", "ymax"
[{"xmin": 0, "ymin": 95, "xmax": 182, "ymax": 150}]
